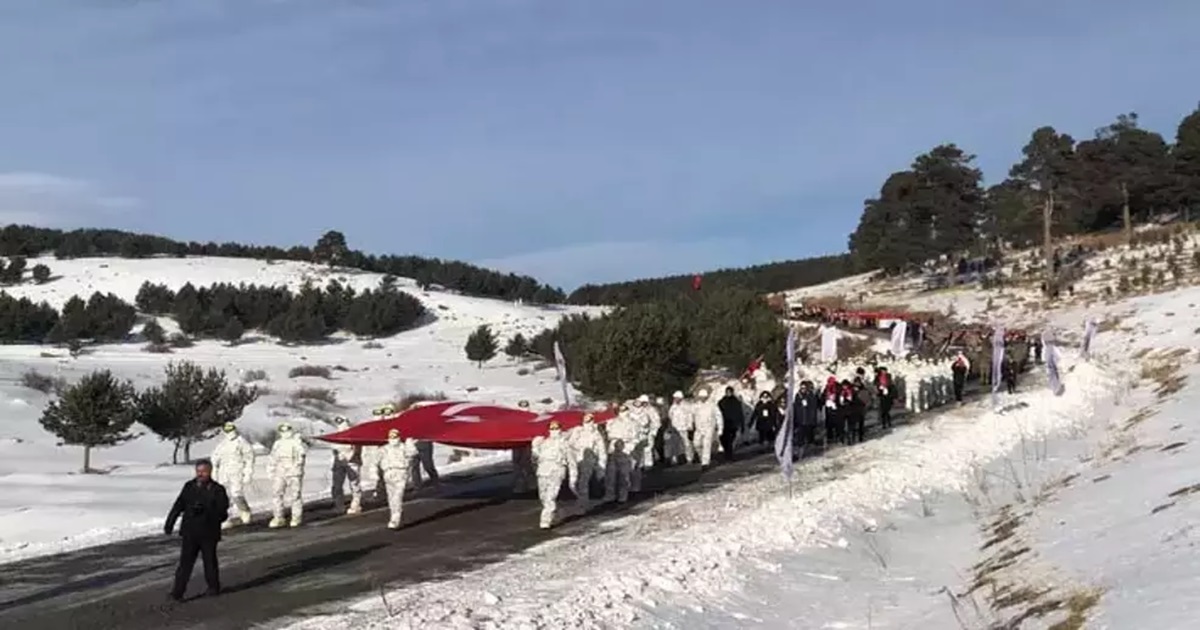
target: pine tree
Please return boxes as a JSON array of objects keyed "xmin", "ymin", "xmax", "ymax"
[
  {"xmin": 135, "ymin": 361, "xmax": 259, "ymax": 464},
  {"xmin": 38, "ymin": 370, "xmax": 137, "ymax": 472},
  {"xmin": 1, "ymin": 256, "xmax": 27, "ymax": 284},
  {"xmin": 142, "ymin": 319, "xmax": 167, "ymax": 344},
  {"xmin": 31, "ymin": 263, "xmax": 51, "ymax": 284},
  {"xmin": 464, "ymin": 324, "xmax": 498, "ymax": 368},
  {"xmin": 504, "ymin": 333, "xmax": 529, "ymax": 359},
  {"xmin": 220, "ymin": 317, "xmax": 245, "ymax": 344},
  {"xmin": 48, "ymin": 296, "xmax": 88, "ymax": 344},
  {"xmin": 313, "ymin": 230, "xmax": 349, "ymax": 267}
]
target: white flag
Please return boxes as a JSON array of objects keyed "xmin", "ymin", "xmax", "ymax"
[
  {"xmin": 890, "ymin": 320, "xmax": 908, "ymax": 357},
  {"xmin": 553, "ymin": 341, "xmax": 571, "ymax": 407},
  {"xmin": 819, "ymin": 325, "xmax": 839, "ymax": 362}
]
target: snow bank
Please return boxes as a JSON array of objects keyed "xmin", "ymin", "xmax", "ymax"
[{"xmin": 286, "ymin": 360, "xmax": 1114, "ymax": 629}]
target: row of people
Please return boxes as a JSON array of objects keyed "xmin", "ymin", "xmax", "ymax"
[{"xmin": 208, "ymin": 410, "xmax": 442, "ymax": 531}]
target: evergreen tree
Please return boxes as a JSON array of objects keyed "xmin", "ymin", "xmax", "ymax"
[
  {"xmin": 135, "ymin": 281, "xmax": 176, "ymax": 314},
  {"xmin": 31, "ymin": 263, "xmax": 51, "ymax": 284},
  {"xmin": 504, "ymin": 333, "xmax": 529, "ymax": 359},
  {"xmin": 464, "ymin": 324, "xmax": 498, "ymax": 368},
  {"xmin": 48, "ymin": 296, "xmax": 88, "ymax": 344},
  {"xmin": 1171, "ymin": 103, "xmax": 1200, "ymax": 221},
  {"xmin": 141, "ymin": 319, "xmax": 167, "ymax": 344},
  {"xmin": 313, "ymin": 230, "xmax": 349, "ymax": 267},
  {"xmin": 134, "ymin": 361, "xmax": 259, "ymax": 464},
  {"xmin": 38, "ymin": 370, "xmax": 137, "ymax": 472},
  {"xmin": 84, "ymin": 292, "xmax": 136, "ymax": 341},
  {"xmin": 219, "ymin": 317, "xmax": 245, "ymax": 344},
  {"xmin": 0, "ymin": 256, "xmax": 27, "ymax": 284},
  {"xmin": 573, "ymin": 302, "xmax": 696, "ymax": 399}
]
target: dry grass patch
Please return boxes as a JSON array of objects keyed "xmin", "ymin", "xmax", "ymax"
[
  {"xmin": 1139, "ymin": 350, "xmax": 1188, "ymax": 400},
  {"xmin": 290, "ymin": 387, "xmax": 338, "ymax": 405},
  {"xmin": 289, "ymin": 365, "xmax": 333, "ymax": 379}
]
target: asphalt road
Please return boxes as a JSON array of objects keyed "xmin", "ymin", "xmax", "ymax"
[
  {"xmin": 0, "ymin": 381, "xmax": 997, "ymax": 630},
  {"xmin": 0, "ymin": 449, "xmax": 784, "ymax": 630}
]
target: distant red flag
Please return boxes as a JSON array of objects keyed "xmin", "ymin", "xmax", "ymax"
[
  {"xmin": 692, "ymin": 274, "xmax": 702, "ymax": 291},
  {"xmin": 742, "ymin": 354, "xmax": 764, "ymax": 379}
]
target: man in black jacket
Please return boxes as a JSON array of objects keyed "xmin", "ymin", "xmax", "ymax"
[
  {"xmin": 165, "ymin": 459, "xmax": 230, "ymax": 601},
  {"xmin": 792, "ymin": 380, "xmax": 820, "ymax": 450},
  {"xmin": 717, "ymin": 387, "xmax": 745, "ymax": 461}
]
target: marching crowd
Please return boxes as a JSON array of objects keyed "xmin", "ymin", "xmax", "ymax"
[{"xmin": 166, "ymin": 327, "xmax": 1040, "ymax": 598}]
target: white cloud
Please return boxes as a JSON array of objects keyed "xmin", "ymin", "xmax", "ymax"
[
  {"xmin": 0, "ymin": 172, "xmax": 139, "ymax": 227},
  {"xmin": 477, "ymin": 238, "xmax": 752, "ymax": 289}
]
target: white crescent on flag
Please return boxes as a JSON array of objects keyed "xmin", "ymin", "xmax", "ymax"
[{"xmin": 529, "ymin": 413, "xmax": 554, "ymax": 423}]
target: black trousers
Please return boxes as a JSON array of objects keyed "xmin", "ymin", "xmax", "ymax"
[
  {"xmin": 953, "ymin": 377, "xmax": 965, "ymax": 402},
  {"xmin": 719, "ymin": 431, "xmax": 737, "ymax": 461},
  {"xmin": 879, "ymin": 397, "xmax": 894, "ymax": 428},
  {"xmin": 1005, "ymin": 378, "xmax": 1016, "ymax": 394},
  {"xmin": 798, "ymin": 424, "xmax": 817, "ymax": 447},
  {"xmin": 172, "ymin": 535, "xmax": 220, "ymax": 598},
  {"xmin": 850, "ymin": 413, "xmax": 866, "ymax": 444}
]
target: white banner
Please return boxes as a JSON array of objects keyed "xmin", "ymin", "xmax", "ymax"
[
  {"xmin": 553, "ymin": 341, "xmax": 571, "ymax": 407},
  {"xmin": 891, "ymin": 320, "xmax": 908, "ymax": 357},
  {"xmin": 819, "ymin": 325, "xmax": 839, "ymax": 362}
]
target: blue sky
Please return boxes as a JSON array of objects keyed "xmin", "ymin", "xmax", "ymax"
[{"xmin": 1, "ymin": 0, "xmax": 1198, "ymax": 289}]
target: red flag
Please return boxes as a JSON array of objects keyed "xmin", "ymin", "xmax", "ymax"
[
  {"xmin": 692, "ymin": 274, "xmax": 702, "ymax": 291},
  {"xmin": 742, "ymin": 354, "xmax": 764, "ymax": 379}
]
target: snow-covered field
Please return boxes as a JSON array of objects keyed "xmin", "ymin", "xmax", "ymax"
[{"xmin": 0, "ymin": 256, "xmax": 601, "ymax": 563}]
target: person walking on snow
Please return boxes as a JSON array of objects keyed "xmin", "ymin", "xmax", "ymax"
[
  {"xmin": 568, "ymin": 413, "xmax": 607, "ymax": 512},
  {"xmin": 380, "ymin": 428, "xmax": 419, "ymax": 529},
  {"xmin": 210, "ymin": 422, "xmax": 255, "ymax": 529},
  {"xmin": 165, "ymin": 459, "xmax": 229, "ymax": 601},
  {"xmin": 951, "ymin": 351, "xmax": 970, "ymax": 403},
  {"xmin": 751, "ymin": 391, "xmax": 781, "ymax": 445},
  {"xmin": 792, "ymin": 380, "xmax": 821, "ymax": 449},
  {"xmin": 329, "ymin": 416, "xmax": 363, "ymax": 515},
  {"xmin": 407, "ymin": 440, "xmax": 440, "ymax": 489},
  {"xmin": 603, "ymin": 403, "xmax": 638, "ymax": 503},
  {"xmin": 531, "ymin": 420, "xmax": 575, "ymax": 528},
  {"xmin": 511, "ymin": 400, "xmax": 537, "ymax": 493},
  {"xmin": 717, "ymin": 387, "xmax": 745, "ymax": 461},
  {"xmin": 692, "ymin": 389, "xmax": 721, "ymax": 467},
  {"xmin": 268, "ymin": 422, "xmax": 308, "ymax": 528},
  {"xmin": 629, "ymin": 395, "xmax": 654, "ymax": 491},
  {"xmin": 667, "ymin": 391, "xmax": 695, "ymax": 463},
  {"xmin": 874, "ymin": 367, "xmax": 895, "ymax": 430}
]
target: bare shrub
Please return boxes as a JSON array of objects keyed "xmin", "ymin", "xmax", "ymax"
[
  {"xmin": 242, "ymin": 369, "xmax": 269, "ymax": 383},
  {"xmin": 396, "ymin": 390, "xmax": 448, "ymax": 410},
  {"xmin": 168, "ymin": 333, "xmax": 194, "ymax": 348},
  {"xmin": 144, "ymin": 342, "xmax": 173, "ymax": 354},
  {"xmin": 362, "ymin": 341, "xmax": 384, "ymax": 350},
  {"xmin": 291, "ymin": 387, "xmax": 337, "ymax": 405},
  {"xmin": 21, "ymin": 369, "xmax": 66, "ymax": 395},
  {"xmin": 289, "ymin": 365, "xmax": 332, "ymax": 379}
]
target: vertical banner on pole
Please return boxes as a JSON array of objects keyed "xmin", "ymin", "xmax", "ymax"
[
  {"xmin": 553, "ymin": 341, "xmax": 571, "ymax": 408},
  {"xmin": 891, "ymin": 320, "xmax": 908, "ymax": 357},
  {"xmin": 991, "ymin": 325, "xmax": 1005, "ymax": 408},
  {"xmin": 775, "ymin": 327, "xmax": 798, "ymax": 485},
  {"xmin": 1081, "ymin": 318, "xmax": 1097, "ymax": 359},
  {"xmin": 1043, "ymin": 330, "xmax": 1065, "ymax": 396}
]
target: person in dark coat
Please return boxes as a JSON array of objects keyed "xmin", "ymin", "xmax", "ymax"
[
  {"xmin": 751, "ymin": 391, "xmax": 782, "ymax": 445},
  {"xmin": 1001, "ymin": 354, "xmax": 1017, "ymax": 394},
  {"xmin": 822, "ymin": 375, "xmax": 842, "ymax": 447},
  {"xmin": 717, "ymin": 387, "xmax": 745, "ymax": 461},
  {"xmin": 873, "ymin": 366, "xmax": 895, "ymax": 429},
  {"xmin": 165, "ymin": 459, "xmax": 230, "ymax": 601},
  {"xmin": 843, "ymin": 379, "xmax": 868, "ymax": 445},
  {"xmin": 951, "ymin": 352, "xmax": 970, "ymax": 403},
  {"xmin": 792, "ymin": 380, "xmax": 821, "ymax": 449}
]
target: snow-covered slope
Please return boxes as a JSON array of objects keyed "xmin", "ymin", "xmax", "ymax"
[{"xmin": 0, "ymin": 256, "xmax": 601, "ymax": 563}]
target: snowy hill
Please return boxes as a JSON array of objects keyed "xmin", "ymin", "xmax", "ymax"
[
  {"xmin": 0, "ymin": 255, "xmax": 601, "ymax": 562},
  {"xmin": 271, "ymin": 229, "xmax": 1200, "ymax": 629}
]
